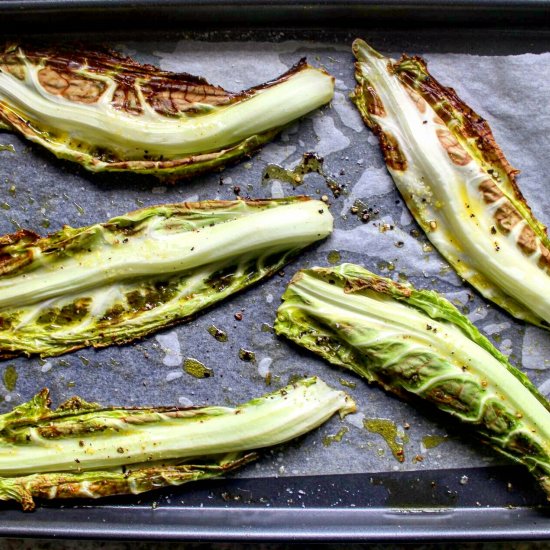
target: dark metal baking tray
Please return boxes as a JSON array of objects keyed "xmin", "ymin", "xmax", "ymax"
[
  {"xmin": 0, "ymin": 2, "xmax": 549, "ymax": 542},
  {"xmin": 3, "ymin": 0, "xmax": 550, "ymax": 32}
]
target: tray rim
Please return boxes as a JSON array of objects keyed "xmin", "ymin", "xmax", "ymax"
[
  {"xmin": 0, "ymin": 495, "xmax": 549, "ymax": 542},
  {"xmin": 0, "ymin": 465, "xmax": 548, "ymax": 540},
  {"xmin": 3, "ymin": 0, "xmax": 550, "ymax": 31}
]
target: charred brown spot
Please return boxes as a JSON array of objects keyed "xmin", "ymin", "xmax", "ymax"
[
  {"xmin": 38, "ymin": 65, "xmax": 106, "ymax": 104},
  {"xmin": 344, "ymin": 275, "xmax": 411, "ymax": 297},
  {"xmin": 35, "ymin": 425, "xmax": 65, "ymax": 438},
  {"xmin": 378, "ymin": 130, "xmax": 408, "ymax": 171},
  {"xmin": 478, "ymin": 179, "xmax": 504, "ymax": 204},
  {"xmin": 57, "ymin": 395, "xmax": 99, "ymax": 411},
  {"xmin": 517, "ymin": 224, "xmax": 538, "ymax": 256},
  {"xmin": 205, "ymin": 265, "xmax": 237, "ymax": 293},
  {"xmin": 141, "ymin": 80, "xmax": 231, "ymax": 116},
  {"xmin": 51, "ymin": 481, "xmax": 104, "ymax": 499},
  {"xmin": 144, "ymin": 88, "xmax": 176, "ymax": 115},
  {"xmin": 363, "ymin": 84, "xmax": 386, "ymax": 117},
  {"xmin": 100, "ymin": 303, "xmax": 126, "ymax": 323},
  {"xmin": 98, "ymin": 279, "xmax": 180, "ymax": 323},
  {"xmin": 494, "ymin": 201, "xmax": 522, "ymax": 234},
  {"xmin": 173, "ymin": 88, "xmax": 226, "ymax": 110},
  {"xmin": 37, "ymin": 422, "xmax": 111, "ymax": 438},
  {"xmin": 423, "ymin": 379, "xmax": 480, "ymax": 415},
  {"xmin": 0, "ymin": 229, "xmax": 40, "ymax": 275},
  {"xmin": 37, "ymin": 297, "xmax": 92, "ymax": 327},
  {"xmin": 0, "ymin": 53, "xmax": 26, "ymax": 80},
  {"xmin": 19, "ymin": 492, "xmax": 36, "ymax": 511},
  {"xmin": 538, "ymin": 244, "xmax": 550, "ymax": 271},
  {"xmin": 104, "ymin": 218, "xmax": 146, "ymax": 237},
  {"xmin": 0, "ymin": 109, "xmax": 30, "ymax": 139},
  {"xmin": 436, "ymin": 128, "xmax": 472, "ymax": 166},
  {"xmin": 63, "ymin": 483, "xmax": 93, "ymax": 498},
  {"xmin": 0, "ymin": 228, "xmax": 40, "ymax": 248},
  {"xmin": 38, "ymin": 66, "xmax": 69, "ymax": 95},
  {"xmin": 507, "ymin": 431, "xmax": 545, "ymax": 458},
  {"xmin": 112, "ymin": 85, "xmax": 142, "ymax": 115},
  {"xmin": 405, "ymin": 87, "xmax": 426, "ymax": 114},
  {"xmin": 63, "ymin": 77, "xmax": 106, "ymax": 104},
  {"xmin": 0, "ymin": 315, "xmax": 14, "ymax": 330}
]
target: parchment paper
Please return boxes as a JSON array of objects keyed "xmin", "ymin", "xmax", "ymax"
[{"xmin": 0, "ymin": 37, "xmax": 548, "ymax": 489}]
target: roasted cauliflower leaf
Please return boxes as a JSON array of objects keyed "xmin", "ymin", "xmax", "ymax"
[
  {"xmin": 0, "ymin": 197, "xmax": 333, "ymax": 357},
  {"xmin": 0, "ymin": 377, "xmax": 354, "ymax": 509},
  {"xmin": 351, "ymin": 39, "xmax": 550, "ymax": 329},
  {"xmin": 0, "ymin": 44, "xmax": 334, "ymax": 178},
  {"xmin": 275, "ymin": 264, "xmax": 550, "ymax": 500}
]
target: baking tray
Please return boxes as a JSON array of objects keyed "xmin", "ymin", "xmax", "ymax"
[{"xmin": 0, "ymin": 2, "xmax": 549, "ymax": 542}]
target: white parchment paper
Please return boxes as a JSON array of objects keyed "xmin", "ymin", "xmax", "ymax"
[{"xmin": 0, "ymin": 38, "xmax": 548, "ymax": 488}]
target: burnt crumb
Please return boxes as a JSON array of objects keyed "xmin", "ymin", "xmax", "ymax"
[
  {"xmin": 238, "ymin": 348, "xmax": 256, "ymax": 362},
  {"xmin": 221, "ymin": 491, "xmax": 242, "ymax": 502},
  {"xmin": 233, "ymin": 186, "xmax": 241, "ymax": 195},
  {"xmin": 208, "ymin": 325, "xmax": 228, "ymax": 342},
  {"xmin": 350, "ymin": 200, "xmax": 380, "ymax": 224},
  {"xmin": 234, "ymin": 312, "xmax": 243, "ymax": 321}
]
